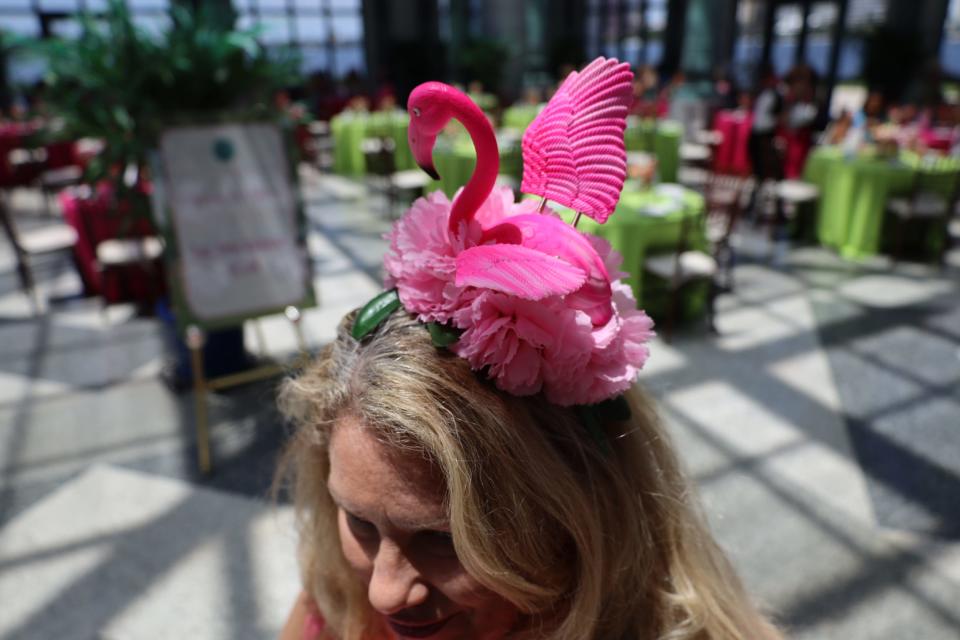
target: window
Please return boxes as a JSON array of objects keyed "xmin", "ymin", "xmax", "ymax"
[
  {"xmin": 803, "ymin": 2, "xmax": 838, "ymax": 77},
  {"xmin": 940, "ymin": 0, "xmax": 960, "ymax": 77},
  {"xmin": 0, "ymin": 0, "xmax": 365, "ymax": 80},
  {"xmin": 771, "ymin": 3, "xmax": 802, "ymax": 77},
  {"xmin": 584, "ymin": 0, "xmax": 665, "ymax": 68},
  {"xmin": 732, "ymin": 0, "xmax": 766, "ymax": 89},
  {"xmin": 234, "ymin": 0, "xmax": 365, "ymax": 76},
  {"xmin": 837, "ymin": 0, "xmax": 888, "ymax": 80}
]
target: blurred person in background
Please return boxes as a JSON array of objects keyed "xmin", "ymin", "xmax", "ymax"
[
  {"xmin": 783, "ymin": 65, "xmax": 818, "ymax": 178},
  {"xmin": 630, "ymin": 64, "xmax": 660, "ymax": 118},
  {"xmin": 747, "ymin": 64, "xmax": 784, "ymax": 212},
  {"xmin": 708, "ymin": 65, "xmax": 737, "ymax": 123}
]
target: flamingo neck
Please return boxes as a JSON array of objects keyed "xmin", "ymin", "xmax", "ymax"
[{"xmin": 446, "ymin": 99, "xmax": 499, "ymax": 238}]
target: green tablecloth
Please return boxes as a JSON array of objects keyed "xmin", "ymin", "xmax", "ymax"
[
  {"xmin": 330, "ymin": 110, "xmax": 413, "ymax": 176},
  {"xmin": 426, "ymin": 137, "xmax": 523, "ymax": 198},
  {"xmin": 624, "ymin": 119, "xmax": 682, "ymax": 183},
  {"xmin": 502, "ymin": 104, "xmax": 542, "ymax": 131},
  {"xmin": 576, "ymin": 184, "xmax": 706, "ymax": 308},
  {"xmin": 804, "ymin": 147, "xmax": 960, "ymax": 259},
  {"xmin": 557, "ymin": 184, "xmax": 708, "ymax": 317}
]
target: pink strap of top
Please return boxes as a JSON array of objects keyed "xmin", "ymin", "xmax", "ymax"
[{"xmin": 303, "ymin": 604, "xmax": 326, "ymax": 640}]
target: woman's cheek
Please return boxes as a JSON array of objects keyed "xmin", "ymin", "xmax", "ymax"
[{"xmin": 428, "ymin": 568, "xmax": 495, "ymax": 607}]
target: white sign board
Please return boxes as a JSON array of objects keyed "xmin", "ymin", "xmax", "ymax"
[{"xmin": 159, "ymin": 123, "xmax": 310, "ymax": 323}]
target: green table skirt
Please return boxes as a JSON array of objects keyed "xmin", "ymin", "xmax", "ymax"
[
  {"xmin": 624, "ymin": 119, "xmax": 682, "ymax": 184},
  {"xmin": 330, "ymin": 110, "xmax": 413, "ymax": 176},
  {"xmin": 426, "ymin": 139, "xmax": 523, "ymax": 198},
  {"xmin": 804, "ymin": 147, "xmax": 960, "ymax": 259}
]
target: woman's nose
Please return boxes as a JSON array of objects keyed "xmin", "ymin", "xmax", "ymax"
[{"xmin": 367, "ymin": 540, "xmax": 430, "ymax": 615}]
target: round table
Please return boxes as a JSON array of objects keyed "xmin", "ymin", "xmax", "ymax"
[
  {"xmin": 624, "ymin": 119, "xmax": 682, "ymax": 184},
  {"xmin": 330, "ymin": 110, "xmax": 413, "ymax": 176},
  {"xmin": 803, "ymin": 147, "xmax": 960, "ymax": 259}
]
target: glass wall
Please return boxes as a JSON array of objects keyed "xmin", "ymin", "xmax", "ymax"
[
  {"xmin": 584, "ymin": 0, "xmax": 665, "ymax": 68},
  {"xmin": 0, "ymin": 0, "xmax": 366, "ymax": 84},
  {"xmin": 941, "ymin": 0, "xmax": 960, "ymax": 77},
  {"xmin": 771, "ymin": 2, "xmax": 802, "ymax": 77},
  {"xmin": 803, "ymin": 2, "xmax": 839, "ymax": 77},
  {"xmin": 837, "ymin": 0, "xmax": 888, "ymax": 81},
  {"xmin": 233, "ymin": 0, "xmax": 364, "ymax": 77},
  {"xmin": 732, "ymin": 0, "xmax": 766, "ymax": 90}
]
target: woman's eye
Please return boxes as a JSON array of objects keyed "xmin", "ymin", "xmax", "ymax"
[
  {"xmin": 345, "ymin": 513, "xmax": 378, "ymax": 540},
  {"xmin": 417, "ymin": 530, "xmax": 457, "ymax": 557}
]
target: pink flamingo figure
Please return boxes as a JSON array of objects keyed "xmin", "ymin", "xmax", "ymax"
[{"xmin": 405, "ymin": 58, "xmax": 634, "ymax": 325}]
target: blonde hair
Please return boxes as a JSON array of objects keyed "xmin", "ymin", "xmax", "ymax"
[{"xmin": 277, "ymin": 310, "xmax": 782, "ymax": 640}]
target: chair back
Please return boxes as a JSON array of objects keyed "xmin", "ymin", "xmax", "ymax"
[
  {"xmin": 704, "ymin": 171, "xmax": 748, "ymax": 245},
  {"xmin": 361, "ymin": 137, "xmax": 396, "ymax": 177},
  {"xmin": 0, "ymin": 195, "xmax": 34, "ymax": 295}
]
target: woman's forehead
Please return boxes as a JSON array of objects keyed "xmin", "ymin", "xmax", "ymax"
[{"xmin": 328, "ymin": 416, "xmax": 447, "ymax": 525}]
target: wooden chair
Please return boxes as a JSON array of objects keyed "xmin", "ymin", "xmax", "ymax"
[
  {"xmin": 362, "ymin": 137, "xmax": 430, "ymax": 218},
  {"xmin": 39, "ymin": 165, "xmax": 84, "ymax": 218},
  {"xmin": 95, "ymin": 235, "xmax": 164, "ymax": 313},
  {"xmin": 307, "ymin": 120, "xmax": 334, "ymax": 172},
  {"xmin": 947, "ymin": 209, "xmax": 960, "ymax": 263},
  {"xmin": 886, "ymin": 171, "xmax": 957, "ymax": 266},
  {"xmin": 771, "ymin": 178, "xmax": 820, "ymax": 247},
  {"xmin": 643, "ymin": 207, "xmax": 720, "ymax": 343},
  {"xmin": 678, "ymin": 141, "xmax": 714, "ymax": 193},
  {"xmin": 0, "ymin": 193, "xmax": 78, "ymax": 312},
  {"xmin": 703, "ymin": 171, "xmax": 749, "ymax": 290}
]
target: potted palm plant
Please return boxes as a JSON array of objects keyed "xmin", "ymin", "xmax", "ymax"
[{"xmin": 35, "ymin": 0, "xmax": 303, "ymax": 385}]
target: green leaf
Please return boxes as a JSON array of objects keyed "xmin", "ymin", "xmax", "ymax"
[
  {"xmin": 352, "ymin": 290, "xmax": 401, "ymax": 340},
  {"xmin": 427, "ymin": 322, "xmax": 461, "ymax": 348}
]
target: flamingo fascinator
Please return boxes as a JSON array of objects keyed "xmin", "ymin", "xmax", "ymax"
[{"xmin": 364, "ymin": 57, "xmax": 654, "ymax": 407}]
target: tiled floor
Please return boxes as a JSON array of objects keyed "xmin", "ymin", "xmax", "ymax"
[{"xmin": 1, "ymin": 173, "xmax": 959, "ymax": 639}]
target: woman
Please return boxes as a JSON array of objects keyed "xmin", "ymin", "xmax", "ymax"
[
  {"xmin": 275, "ymin": 307, "xmax": 781, "ymax": 639},
  {"xmin": 277, "ymin": 60, "xmax": 781, "ymax": 640}
]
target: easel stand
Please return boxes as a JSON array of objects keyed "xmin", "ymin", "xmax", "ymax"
[{"xmin": 187, "ymin": 305, "xmax": 308, "ymax": 474}]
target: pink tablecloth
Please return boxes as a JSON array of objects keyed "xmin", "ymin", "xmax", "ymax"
[
  {"xmin": 1, "ymin": 123, "xmax": 82, "ymax": 186},
  {"xmin": 60, "ymin": 185, "xmax": 164, "ymax": 303},
  {"xmin": 783, "ymin": 128, "xmax": 813, "ymax": 179},
  {"xmin": 918, "ymin": 128, "xmax": 955, "ymax": 153},
  {"xmin": 712, "ymin": 110, "xmax": 752, "ymax": 175},
  {"xmin": 0, "ymin": 123, "xmax": 42, "ymax": 188}
]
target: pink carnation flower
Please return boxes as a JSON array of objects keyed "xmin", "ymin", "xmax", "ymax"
[
  {"xmin": 545, "ymin": 236, "xmax": 655, "ymax": 405},
  {"xmin": 384, "ymin": 187, "xmax": 654, "ymax": 406},
  {"xmin": 452, "ymin": 237, "xmax": 654, "ymax": 405},
  {"xmin": 384, "ymin": 186, "xmax": 530, "ymax": 322}
]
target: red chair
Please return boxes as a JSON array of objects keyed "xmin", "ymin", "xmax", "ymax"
[{"xmin": 60, "ymin": 183, "xmax": 165, "ymax": 306}]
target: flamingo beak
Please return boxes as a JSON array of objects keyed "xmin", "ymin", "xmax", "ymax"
[
  {"xmin": 420, "ymin": 162, "xmax": 441, "ymax": 181},
  {"xmin": 409, "ymin": 128, "xmax": 441, "ymax": 180}
]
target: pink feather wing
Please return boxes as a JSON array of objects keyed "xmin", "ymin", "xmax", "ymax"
[
  {"xmin": 521, "ymin": 57, "xmax": 634, "ymax": 223},
  {"xmin": 455, "ymin": 244, "xmax": 587, "ymax": 300}
]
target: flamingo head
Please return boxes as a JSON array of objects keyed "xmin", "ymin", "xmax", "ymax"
[{"xmin": 407, "ymin": 81, "xmax": 458, "ymax": 180}]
